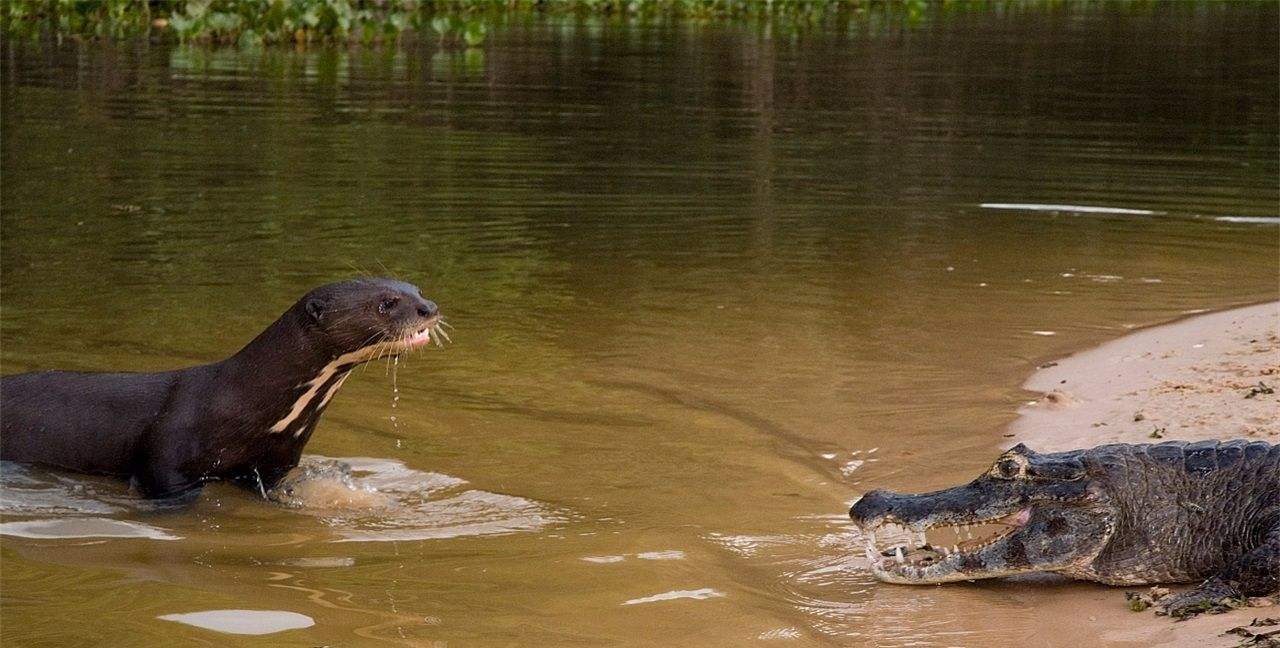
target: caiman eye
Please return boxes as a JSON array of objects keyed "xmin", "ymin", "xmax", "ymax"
[
  {"xmin": 378, "ymin": 297, "xmax": 400, "ymax": 314},
  {"xmin": 991, "ymin": 457, "xmax": 1026, "ymax": 480}
]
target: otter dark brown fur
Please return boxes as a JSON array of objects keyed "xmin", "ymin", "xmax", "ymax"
[{"xmin": 0, "ymin": 278, "xmax": 441, "ymax": 501}]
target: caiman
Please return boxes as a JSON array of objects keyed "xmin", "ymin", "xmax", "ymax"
[{"xmin": 848, "ymin": 440, "xmax": 1279, "ymax": 618}]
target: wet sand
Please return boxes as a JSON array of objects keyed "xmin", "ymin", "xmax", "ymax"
[{"xmin": 1010, "ymin": 301, "xmax": 1280, "ymax": 647}]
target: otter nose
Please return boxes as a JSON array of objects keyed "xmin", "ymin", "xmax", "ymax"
[{"xmin": 416, "ymin": 299, "xmax": 439, "ymax": 318}]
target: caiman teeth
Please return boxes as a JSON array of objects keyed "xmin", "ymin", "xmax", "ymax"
[{"xmin": 861, "ymin": 508, "xmax": 1033, "ymax": 571}]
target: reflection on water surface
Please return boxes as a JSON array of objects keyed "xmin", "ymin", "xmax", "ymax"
[
  {"xmin": 2, "ymin": 3, "xmax": 1277, "ymax": 646},
  {"xmin": 157, "ymin": 609, "xmax": 316, "ymax": 635}
]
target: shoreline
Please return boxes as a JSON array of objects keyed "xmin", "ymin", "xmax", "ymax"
[
  {"xmin": 1013, "ymin": 301, "xmax": 1279, "ymax": 451},
  {"xmin": 1009, "ymin": 301, "xmax": 1279, "ymax": 647}
]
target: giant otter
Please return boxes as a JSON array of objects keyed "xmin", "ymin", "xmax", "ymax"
[{"xmin": 0, "ymin": 278, "xmax": 443, "ymax": 502}]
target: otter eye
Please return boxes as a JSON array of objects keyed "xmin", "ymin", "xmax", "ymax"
[
  {"xmin": 992, "ymin": 457, "xmax": 1025, "ymax": 480},
  {"xmin": 378, "ymin": 297, "xmax": 400, "ymax": 314}
]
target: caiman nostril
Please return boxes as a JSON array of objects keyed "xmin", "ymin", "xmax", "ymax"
[{"xmin": 850, "ymin": 489, "xmax": 896, "ymax": 523}]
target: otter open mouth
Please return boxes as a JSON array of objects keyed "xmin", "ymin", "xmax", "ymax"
[
  {"xmin": 400, "ymin": 316, "xmax": 450, "ymax": 350},
  {"xmin": 860, "ymin": 507, "xmax": 1032, "ymax": 582}
]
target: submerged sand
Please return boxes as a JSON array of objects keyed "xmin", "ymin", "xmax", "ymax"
[{"xmin": 1010, "ymin": 301, "xmax": 1279, "ymax": 647}]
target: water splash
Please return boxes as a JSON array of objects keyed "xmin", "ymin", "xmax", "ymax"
[
  {"xmin": 1, "ymin": 457, "xmax": 563, "ymax": 544},
  {"xmin": 285, "ymin": 456, "xmax": 566, "ymax": 543}
]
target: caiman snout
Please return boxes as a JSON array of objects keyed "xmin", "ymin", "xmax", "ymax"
[{"xmin": 849, "ymin": 489, "xmax": 900, "ymax": 527}]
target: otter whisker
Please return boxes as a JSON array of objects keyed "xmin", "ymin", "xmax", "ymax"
[
  {"xmin": 375, "ymin": 259, "xmax": 402, "ymax": 283},
  {"xmin": 432, "ymin": 322, "xmax": 451, "ymax": 344},
  {"xmin": 321, "ymin": 309, "xmax": 375, "ymax": 334},
  {"xmin": 353, "ymin": 335, "xmax": 381, "ymax": 361},
  {"xmin": 344, "ymin": 260, "xmax": 374, "ymax": 278},
  {"xmin": 383, "ymin": 337, "xmax": 399, "ymax": 374},
  {"xmin": 350, "ymin": 330, "xmax": 385, "ymax": 351},
  {"xmin": 356, "ymin": 336, "xmax": 393, "ymax": 376},
  {"xmin": 385, "ymin": 329, "xmax": 411, "ymax": 373}
]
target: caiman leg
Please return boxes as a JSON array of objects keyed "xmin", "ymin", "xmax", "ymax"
[{"xmin": 1162, "ymin": 521, "xmax": 1280, "ymax": 619}]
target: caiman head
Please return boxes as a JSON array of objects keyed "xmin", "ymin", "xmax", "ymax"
[{"xmin": 848, "ymin": 444, "xmax": 1115, "ymax": 584}]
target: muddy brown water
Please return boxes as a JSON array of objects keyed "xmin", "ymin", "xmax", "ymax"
[{"xmin": 2, "ymin": 5, "xmax": 1278, "ymax": 647}]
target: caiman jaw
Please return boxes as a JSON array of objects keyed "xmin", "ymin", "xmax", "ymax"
[
  {"xmin": 859, "ymin": 507, "xmax": 1034, "ymax": 584},
  {"xmin": 849, "ymin": 445, "xmax": 1115, "ymax": 584}
]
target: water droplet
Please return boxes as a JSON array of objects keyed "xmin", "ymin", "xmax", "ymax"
[{"xmin": 390, "ymin": 356, "xmax": 401, "ymax": 441}]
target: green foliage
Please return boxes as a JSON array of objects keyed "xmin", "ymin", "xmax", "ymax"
[
  {"xmin": 5, "ymin": 0, "xmax": 439, "ymax": 45},
  {"xmin": 0, "ymin": 0, "xmax": 1173, "ymax": 47},
  {"xmin": 162, "ymin": 0, "xmax": 433, "ymax": 45},
  {"xmin": 4, "ymin": 0, "xmax": 154, "ymax": 40}
]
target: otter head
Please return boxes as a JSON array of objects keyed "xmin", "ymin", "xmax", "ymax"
[{"xmin": 300, "ymin": 277, "xmax": 445, "ymax": 361}]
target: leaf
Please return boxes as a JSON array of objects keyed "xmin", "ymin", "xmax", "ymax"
[
  {"xmin": 463, "ymin": 20, "xmax": 486, "ymax": 47},
  {"xmin": 387, "ymin": 12, "xmax": 406, "ymax": 32},
  {"xmin": 238, "ymin": 28, "xmax": 260, "ymax": 48}
]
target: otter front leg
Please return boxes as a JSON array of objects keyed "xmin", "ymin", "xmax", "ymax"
[
  {"xmin": 244, "ymin": 436, "xmax": 312, "ymax": 495},
  {"xmin": 1162, "ymin": 523, "xmax": 1280, "ymax": 620},
  {"xmin": 133, "ymin": 466, "xmax": 204, "ymax": 504},
  {"xmin": 133, "ymin": 423, "xmax": 206, "ymax": 503},
  {"xmin": 227, "ymin": 445, "xmax": 308, "ymax": 500},
  {"xmin": 230, "ymin": 464, "xmax": 290, "ymax": 499}
]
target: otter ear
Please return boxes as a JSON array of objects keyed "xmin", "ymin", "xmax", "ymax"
[{"xmin": 305, "ymin": 298, "xmax": 326, "ymax": 323}]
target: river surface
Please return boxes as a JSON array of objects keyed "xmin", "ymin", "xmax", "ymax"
[{"xmin": 2, "ymin": 4, "xmax": 1277, "ymax": 647}]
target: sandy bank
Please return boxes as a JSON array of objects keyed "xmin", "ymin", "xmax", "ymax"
[
  {"xmin": 1010, "ymin": 301, "xmax": 1279, "ymax": 647},
  {"xmin": 1013, "ymin": 301, "xmax": 1278, "ymax": 451}
]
